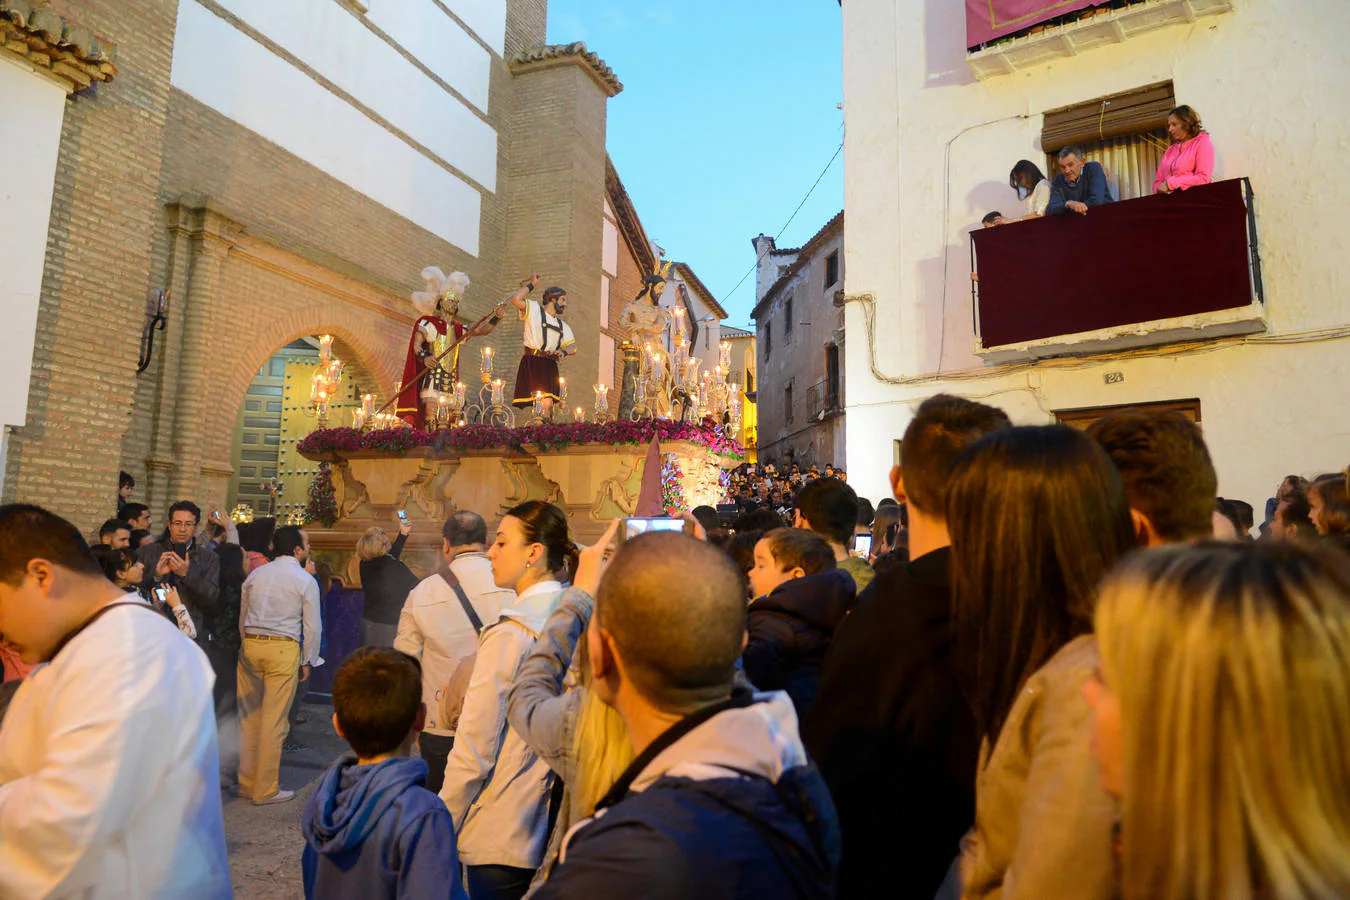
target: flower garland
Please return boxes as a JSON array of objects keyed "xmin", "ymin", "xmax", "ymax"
[
  {"xmin": 661, "ymin": 453, "xmax": 687, "ymax": 513},
  {"xmin": 297, "ymin": 419, "xmax": 746, "ymax": 460},
  {"xmin": 305, "ymin": 462, "xmax": 338, "ymax": 527}
]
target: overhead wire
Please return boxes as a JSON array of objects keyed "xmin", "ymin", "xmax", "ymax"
[{"xmin": 720, "ymin": 141, "xmax": 845, "ymax": 311}]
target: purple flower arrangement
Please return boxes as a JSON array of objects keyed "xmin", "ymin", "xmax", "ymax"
[{"xmin": 297, "ymin": 419, "xmax": 747, "ymax": 460}]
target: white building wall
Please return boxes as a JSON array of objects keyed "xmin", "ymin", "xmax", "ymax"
[
  {"xmin": 842, "ymin": 0, "xmax": 1350, "ymax": 509},
  {"xmin": 170, "ymin": 0, "xmax": 501, "ymax": 255},
  {"xmin": 0, "ymin": 58, "xmax": 68, "ymax": 495}
]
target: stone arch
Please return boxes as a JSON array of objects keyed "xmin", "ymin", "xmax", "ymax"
[
  {"xmin": 200, "ymin": 297, "xmax": 411, "ymax": 502},
  {"xmin": 221, "ymin": 305, "xmax": 403, "ymax": 418}
]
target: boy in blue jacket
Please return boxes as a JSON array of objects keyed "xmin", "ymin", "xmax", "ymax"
[{"xmin": 302, "ymin": 647, "xmax": 466, "ymax": 899}]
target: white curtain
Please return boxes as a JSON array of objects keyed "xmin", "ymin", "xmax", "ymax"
[{"xmin": 1048, "ymin": 129, "xmax": 1168, "ymax": 201}]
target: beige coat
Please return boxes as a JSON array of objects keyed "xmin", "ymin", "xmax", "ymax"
[{"xmin": 960, "ymin": 635, "xmax": 1116, "ymax": 900}]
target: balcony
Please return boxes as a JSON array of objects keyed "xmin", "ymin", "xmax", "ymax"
[
  {"xmin": 971, "ymin": 178, "xmax": 1265, "ymax": 364},
  {"xmin": 806, "ymin": 379, "xmax": 842, "ymax": 423}
]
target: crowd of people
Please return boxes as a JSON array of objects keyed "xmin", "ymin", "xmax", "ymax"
[{"xmin": 2, "ymin": 394, "xmax": 1350, "ymax": 898}]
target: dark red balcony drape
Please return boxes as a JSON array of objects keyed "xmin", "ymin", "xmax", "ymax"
[{"xmin": 971, "ymin": 179, "xmax": 1255, "ymax": 348}]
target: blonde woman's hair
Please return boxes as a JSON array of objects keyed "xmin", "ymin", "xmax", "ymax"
[
  {"xmin": 568, "ymin": 631, "xmax": 635, "ymax": 819},
  {"xmin": 1095, "ymin": 541, "xmax": 1350, "ymax": 900},
  {"xmin": 355, "ymin": 527, "xmax": 392, "ymax": 562}
]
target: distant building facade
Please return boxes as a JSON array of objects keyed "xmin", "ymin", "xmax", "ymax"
[
  {"xmin": 721, "ymin": 325, "xmax": 758, "ymax": 461},
  {"xmin": 751, "ymin": 211, "xmax": 845, "ymax": 468}
]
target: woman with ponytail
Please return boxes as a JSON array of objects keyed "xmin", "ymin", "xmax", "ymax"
[
  {"xmin": 440, "ymin": 501, "xmax": 573, "ymax": 900},
  {"xmin": 506, "ymin": 518, "xmax": 634, "ymax": 892}
]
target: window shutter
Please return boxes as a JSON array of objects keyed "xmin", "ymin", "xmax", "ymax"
[{"xmin": 1041, "ymin": 81, "xmax": 1175, "ymax": 153}]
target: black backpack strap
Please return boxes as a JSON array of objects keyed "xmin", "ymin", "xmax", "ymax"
[
  {"xmin": 438, "ymin": 568, "xmax": 483, "ymax": 634},
  {"xmin": 594, "ymin": 686, "xmax": 756, "ymax": 812}
]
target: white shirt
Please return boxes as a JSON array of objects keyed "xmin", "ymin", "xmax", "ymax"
[
  {"xmin": 393, "ymin": 552, "xmax": 514, "ymax": 737},
  {"xmin": 519, "ymin": 298, "xmax": 576, "ymax": 353},
  {"xmin": 239, "ymin": 556, "xmax": 324, "ymax": 667},
  {"xmin": 1025, "ymin": 179, "xmax": 1051, "ymax": 216},
  {"xmin": 0, "ymin": 597, "xmax": 231, "ymax": 898},
  {"xmin": 440, "ymin": 580, "xmax": 564, "ymax": 868}
]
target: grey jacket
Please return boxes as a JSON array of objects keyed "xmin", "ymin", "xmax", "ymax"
[
  {"xmin": 505, "ymin": 586, "xmax": 593, "ymax": 891},
  {"xmin": 960, "ymin": 635, "xmax": 1115, "ymax": 900}
]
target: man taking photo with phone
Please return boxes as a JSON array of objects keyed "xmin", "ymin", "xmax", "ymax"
[{"xmin": 137, "ymin": 500, "xmax": 220, "ymax": 647}]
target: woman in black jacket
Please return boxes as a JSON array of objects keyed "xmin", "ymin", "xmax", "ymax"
[{"xmin": 356, "ymin": 516, "xmax": 417, "ymax": 646}]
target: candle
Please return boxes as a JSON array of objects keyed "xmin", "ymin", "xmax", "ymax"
[
  {"xmin": 438, "ymin": 395, "xmax": 448, "ymax": 427},
  {"xmin": 636, "ymin": 377, "xmax": 647, "ymax": 401},
  {"xmin": 533, "ymin": 390, "xmax": 544, "ymax": 417},
  {"xmin": 593, "ymin": 383, "xmax": 609, "ymax": 416},
  {"xmin": 480, "ymin": 345, "xmax": 494, "ymax": 375},
  {"xmin": 574, "ymin": 406, "xmax": 585, "ymax": 423},
  {"xmin": 352, "ymin": 409, "xmax": 366, "ymax": 430},
  {"xmin": 319, "ymin": 334, "xmax": 333, "ymax": 365},
  {"xmin": 362, "ymin": 393, "xmax": 375, "ymax": 417},
  {"xmin": 454, "ymin": 381, "xmax": 466, "ymax": 407},
  {"xmin": 491, "ymin": 378, "xmax": 504, "ymax": 406},
  {"xmin": 720, "ymin": 340, "xmax": 731, "ymax": 371},
  {"xmin": 558, "ymin": 377, "xmax": 568, "ymax": 402}
]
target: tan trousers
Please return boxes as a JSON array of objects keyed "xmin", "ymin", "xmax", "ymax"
[{"xmin": 237, "ymin": 636, "xmax": 300, "ymax": 802}]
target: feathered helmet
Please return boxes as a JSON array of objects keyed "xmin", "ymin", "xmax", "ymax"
[{"xmin": 411, "ymin": 267, "xmax": 470, "ymax": 316}]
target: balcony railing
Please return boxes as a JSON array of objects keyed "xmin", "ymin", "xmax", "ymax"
[
  {"xmin": 806, "ymin": 379, "xmax": 841, "ymax": 422},
  {"xmin": 970, "ymin": 178, "xmax": 1265, "ymax": 364},
  {"xmin": 966, "ymin": 0, "xmax": 1233, "ymax": 81}
]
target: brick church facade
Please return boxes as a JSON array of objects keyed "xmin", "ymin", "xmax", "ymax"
[{"xmin": 2, "ymin": 0, "xmax": 648, "ymax": 529}]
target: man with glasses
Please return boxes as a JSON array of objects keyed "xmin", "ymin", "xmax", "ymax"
[{"xmin": 137, "ymin": 500, "xmax": 220, "ymax": 646}]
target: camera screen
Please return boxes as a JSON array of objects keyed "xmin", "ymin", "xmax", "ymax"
[{"xmin": 623, "ymin": 517, "xmax": 685, "ymax": 538}]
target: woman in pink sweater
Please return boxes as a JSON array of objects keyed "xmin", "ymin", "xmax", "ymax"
[{"xmin": 1154, "ymin": 105, "xmax": 1214, "ymax": 194}]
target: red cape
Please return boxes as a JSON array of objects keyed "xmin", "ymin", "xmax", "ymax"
[{"xmin": 397, "ymin": 316, "xmax": 465, "ymax": 428}]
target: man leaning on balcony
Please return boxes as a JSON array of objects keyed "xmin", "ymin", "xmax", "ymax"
[{"xmin": 1046, "ymin": 146, "xmax": 1112, "ymax": 216}]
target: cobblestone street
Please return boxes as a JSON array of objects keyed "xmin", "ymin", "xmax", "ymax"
[{"xmin": 222, "ymin": 697, "xmax": 346, "ymax": 898}]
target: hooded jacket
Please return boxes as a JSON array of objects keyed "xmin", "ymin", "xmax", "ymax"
[
  {"xmin": 301, "ymin": 754, "xmax": 467, "ymax": 900},
  {"xmin": 743, "ymin": 568, "xmax": 857, "ymax": 717},
  {"xmin": 534, "ymin": 690, "xmax": 840, "ymax": 900}
]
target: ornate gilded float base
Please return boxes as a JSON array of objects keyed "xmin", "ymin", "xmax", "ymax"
[{"xmin": 303, "ymin": 441, "xmax": 732, "ymax": 586}]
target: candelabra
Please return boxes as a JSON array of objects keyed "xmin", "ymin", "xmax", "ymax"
[
  {"xmin": 629, "ymin": 375, "xmax": 651, "ymax": 421},
  {"xmin": 592, "ymin": 383, "xmax": 612, "ymax": 423},
  {"xmin": 308, "ymin": 334, "xmax": 345, "ymax": 429},
  {"xmin": 460, "ymin": 343, "xmax": 515, "ymax": 427},
  {"xmin": 466, "ymin": 377, "xmax": 516, "ymax": 427}
]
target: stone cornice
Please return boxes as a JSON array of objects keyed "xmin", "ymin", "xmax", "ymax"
[
  {"xmin": 165, "ymin": 197, "xmax": 416, "ymax": 329},
  {"xmin": 509, "ymin": 41, "xmax": 622, "ymax": 97},
  {"xmin": 0, "ymin": 0, "xmax": 116, "ymax": 91},
  {"xmin": 605, "ymin": 157, "xmax": 655, "ymax": 276},
  {"xmin": 673, "ymin": 262, "xmax": 728, "ymax": 320}
]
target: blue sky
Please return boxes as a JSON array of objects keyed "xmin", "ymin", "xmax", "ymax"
[{"xmin": 546, "ymin": 1, "xmax": 844, "ymax": 328}]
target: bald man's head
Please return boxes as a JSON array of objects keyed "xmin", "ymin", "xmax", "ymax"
[{"xmin": 596, "ymin": 532, "xmax": 746, "ymax": 714}]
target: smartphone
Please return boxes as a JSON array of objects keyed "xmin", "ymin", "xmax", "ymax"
[
  {"xmin": 854, "ymin": 533, "xmax": 872, "ymax": 558},
  {"xmin": 172, "ymin": 542, "xmax": 189, "ymax": 560},
  {"xmin": 619, "ymin": 517, "xmax": 688, "ymax": 542},
  {"xmin": 153, "ymin": 586, "xmax": 169, "ymax": 605},
  {"xmin": 396, "ymin": 509, "xmax": 410, "ymax": 526}
]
